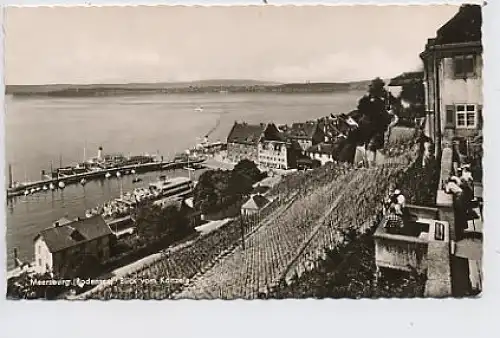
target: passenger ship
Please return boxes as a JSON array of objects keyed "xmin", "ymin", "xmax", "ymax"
[{"xmin": 85, "ymin": 176, "xmax": 194, "ymax": 233}]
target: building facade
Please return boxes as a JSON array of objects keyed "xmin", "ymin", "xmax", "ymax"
[
  {"xmin": 33, "ymin": 215, "xmax": 113, "ymax": 277},
  {"xmin": 227, "ymin": 121, "xmax": 292, "ymax": 169},
  {"xmin": 420, "ymin": 4, "xmax": 482, "ymax": 152},
  {"xmin": 286, "ymin": 121, "xmax": 325, "ymax": 152},
  {"xmin": 258, "ymin": 140, "xmax": 289, "ymax": 170},
  {"xmin": 226, "ymin": 122, "xmax": 267, "ymax": 164}
]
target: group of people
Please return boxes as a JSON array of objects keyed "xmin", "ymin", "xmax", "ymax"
[
  {"xmin": 444, "ymin": 162, "xmax": 479, "ymax": 239},
  {"xmin": 383, "ymin": 188, "xmax": 408, "ymax": 231}
]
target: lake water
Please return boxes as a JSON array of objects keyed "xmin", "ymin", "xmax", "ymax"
[{"xmin": 5, "ymin": 91, "xmax": 364, "ymax": 269}]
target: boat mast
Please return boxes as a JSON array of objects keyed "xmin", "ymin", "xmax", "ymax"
[{"xmin": 8, "ymin": 164, "xmax": 13, "ymax": 188}]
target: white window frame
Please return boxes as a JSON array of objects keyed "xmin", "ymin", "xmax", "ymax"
[{"xmin": 455, "ymin": 104, "xmax": 477, "ymax": 129}]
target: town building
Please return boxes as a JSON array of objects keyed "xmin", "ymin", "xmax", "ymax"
[
  {"xmin": 226, "ymin": 122, "xmax": 268, "ymax": 164},
  {"xmin": 258, "ymin": 123, "xmax": 290, "ymax": 170},
  {"xmin": 33, "ymin": 215, "xmax": 113, "ymax": 277},
  {"xmin": 241, "ymin": 194, "xmax": 271, "ymax": 217},
  {"xmin": 227, "ymin": 121, "xmax": 293, "ymax": 169},
  {"xmin": 305, "ymin": 143, "xmax": 335, "ymax": 166},
  {"xmin": 420, "ymin": 4, "xmax": 482, "ymax": 152},
  {"xmin": 285, "ymin": 121, "xmax": 325, "ymax": 152}
]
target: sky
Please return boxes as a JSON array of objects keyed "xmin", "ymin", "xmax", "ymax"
[{"xmin": 4, "ymin": 5, "xmax": 460, "ymax": 85}]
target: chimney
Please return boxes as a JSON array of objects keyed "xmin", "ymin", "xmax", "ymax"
[{"xmin": 98, "ymin": 146, "xmax": 103, "ymax": 161}]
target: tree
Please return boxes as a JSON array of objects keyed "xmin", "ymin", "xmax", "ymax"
[
  {"xmin": 194, "ymin": 164, "xmax": 259, "ymax": 215},
  {"xmin": 228, "ymin": 170, "xmax": 254, "ymax": 199},
  {"xmin": 233, "ymin": 159, "xmax": 265, "ymax": 183},
  {"xmin": 135, "ymin": 202, "xmax": 190, "ymax": 240}
]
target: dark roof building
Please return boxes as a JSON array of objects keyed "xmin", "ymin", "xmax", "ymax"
[
  {"xmin": 35, "ymin": 215, "xmax": 112, "ymax": 253},
  {"xmin": 241, "ymin": 194, "xmax": 270, "ymax": 212},
  {"xmin": 434, "ymin": 4, "xmax": 481, "ymax": 45},
  {"xmin": 287, "ymin": 121, "xmax": 319, "ymax": 140},
  {"xmin": 227, "ymin": 122, "xmax": 267, "ymax": 145},
  {"xmin": 420, "ymin": 4, "xmax": 483, "ymax": 151}
]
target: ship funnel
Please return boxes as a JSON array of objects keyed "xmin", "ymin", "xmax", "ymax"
[{"xmin": 98, "ymin": 146, "xmax": 103, "ymax": 161}]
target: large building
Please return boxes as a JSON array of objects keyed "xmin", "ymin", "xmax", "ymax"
[
  {"xmin": 227, "ymin": 122, "xmax": 291, "ymax": 169},
  {"xmin": 258, "ymin": 123, "xmax": 290, "ymax": 170},
  {"xmin": 33, "ymin": 215, "xmax": 113, "ymax": 277},
  {"xmin": 420, "ymin": 4, "xmax": 482, "ymax": 152},
  {"xmin": 226, "ymin": 122, "xmax": 267, "ymax": 164}
]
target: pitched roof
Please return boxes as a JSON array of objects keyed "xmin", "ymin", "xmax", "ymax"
[
  {"xmin": 227, "ymin": 122, "xmax": 266, "ymax": 145},
  {"xmin": 37, "ymin": 215, "xmax": 112, "ymax": 253},
  {"xmin": 262, "ymin": 123, "xmax": 287, "ymax": 142},
  {"xmin": 435, "ymin": 5, "xmax": 481, "ymax": 45},
  {"xmin": 242, "ymin": 194, "xmax": 270, "ymax": 210},
  {"xmin": 287, "ymin": 122, "xmax": 318, "ymax": 139},
  {"xmin": 306, "ymin": 143, "xmax": 334, "ymax": 155}
]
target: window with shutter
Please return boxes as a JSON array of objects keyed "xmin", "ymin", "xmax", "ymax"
[{"xmin": 445, "ymin": 105, "xmax": 455, "ymax": 129}]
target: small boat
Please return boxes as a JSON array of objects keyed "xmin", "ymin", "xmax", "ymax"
[
  {"xmin": 24, "ymin": 190, "xmax": 30, "ymax": 196},
  {"xmin": 194, "ymin": 106, "xmax": 203, "ymax": 112},
  {"xmin": 132, "ymin": 177, "xmax": 142, "ymax": 183},
  {"xmin": 80, "ymin": 178, "xmax": 87, "ymax": 186},
  {"xmin": 36, "ymin": 187, "xmax": 42, "ymax": 192},
  {"xmin": 49, "ymin": 183, "xmax": 55, "ymax": 190},
  {"xmin": 58, "ymin": 181, "xmax": 66, "ymax": 189},
  {"xmin": 105, "ymin": 172, "xmax": 112, "ymax": 179},
  {"xmin": 116, "ymin": 171, "xmax": 121, "ymax": 178},
  {"xmin": 42, "ymin": 185, "xmax": 48, "ymax": 191},
  {"xmin": 30, "ymin": 188, "xmax": 36, "ymax": 194},
  {"xmin": 131, "ymin": 169, "xmax": 136, "ymax": 175}
]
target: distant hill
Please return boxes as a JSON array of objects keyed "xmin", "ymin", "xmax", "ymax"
[{"xmin": 6, "ymin": 79, "xmax": 375, "ymax": 97}]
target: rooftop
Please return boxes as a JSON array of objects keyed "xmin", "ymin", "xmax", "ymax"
[
  {"xmin": 242, "ymin": 194, "xmax": 270, "ymax": 210},
  {"xmin": 36, "ymin": 215, "xmax": 112, "ymax": 253},
  {"xmin": 287, "ymin": 122, "xmax": 318, "ymax": 140},
  {"xmin": 435, "ymin": 4, "xmax": 481, "ymax": 45},
  {"xmin": 421, "ymin": 4, "xmax": 482, "ymax": 59},
  {"xmin": 227, "ymin": 122, "xmax": 267, "ymax": 145}
]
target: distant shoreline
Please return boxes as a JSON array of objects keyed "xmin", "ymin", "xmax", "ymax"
[{"xmin": 6, "ymin": 80, "xmax": 372, "ymax": 97}]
